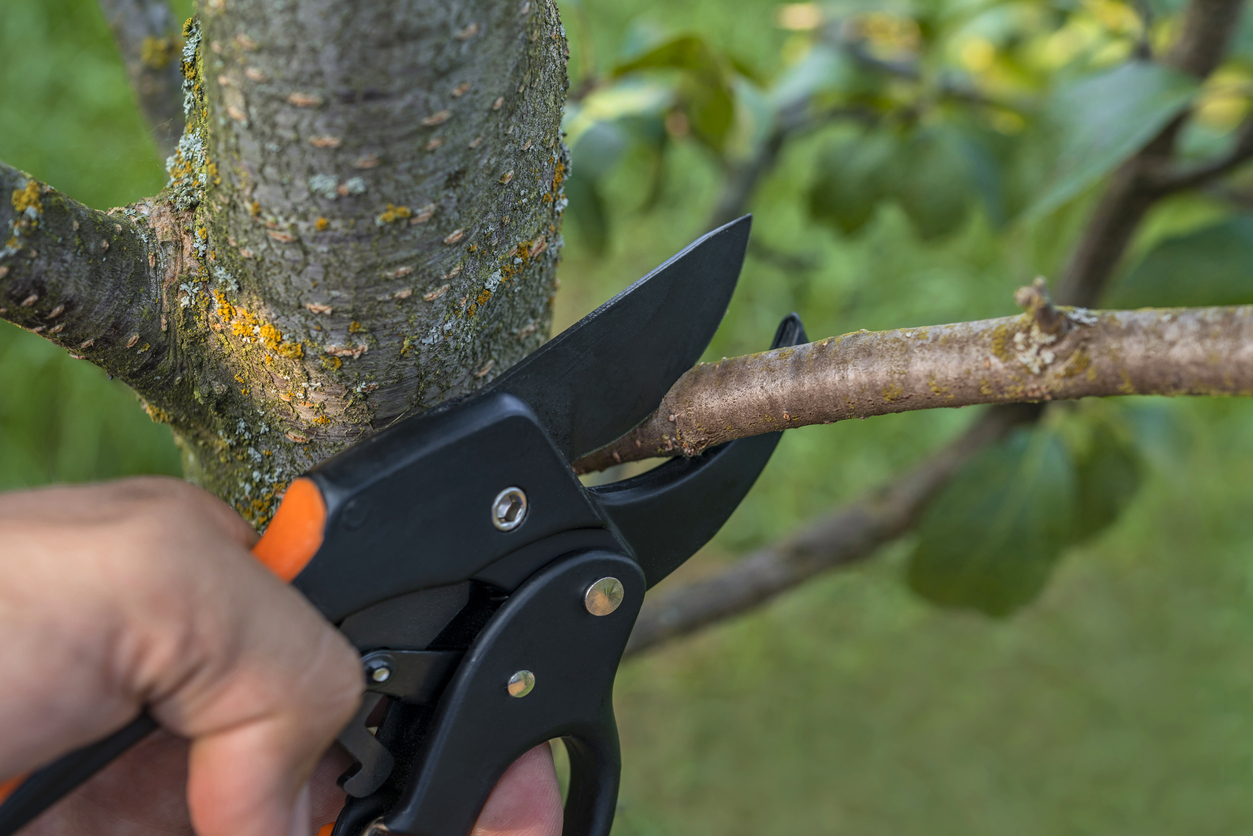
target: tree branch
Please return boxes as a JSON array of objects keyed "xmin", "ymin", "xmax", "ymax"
[
  {"xmin": 577, "ymin": 296, "xmax": 1253, "ymax": 472},
  {"xmin": 1153, "ymin": 114, "xmax": 1253, "ymax": 193},
  {"xmin": 97, "ymin": 0, "xmax": 187, "ymax": 159},
  {"xmin": 0, "ymin": 162, "xmax": 179, "ymax": 386},
  {"xmin": 623, "ymin": 402, "xmax": 1041, "ymax": 656}
]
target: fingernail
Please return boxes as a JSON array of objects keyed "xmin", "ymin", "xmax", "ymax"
[{"xmin": 288, "ymin": 784, "xmax": 311, "ymax": 836}]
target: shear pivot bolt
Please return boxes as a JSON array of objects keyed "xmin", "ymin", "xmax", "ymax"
[
  {"xmin": 585, "ymin": 577, "xmax": 625, "ymax": 616},
  {"xmin": 507, "ymin": 669, "xmax": 535, "ymax": 698},
  {"xmin": 492, "ymin": 487, "xmax": 528, "ymax": 531},
  {"xmin": 363, "ymin": 654, "xmax": 394, "ymax": 684}
]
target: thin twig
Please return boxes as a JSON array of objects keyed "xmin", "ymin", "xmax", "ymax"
[{"xmin": 1152, "ymin": 115, "xmax": 1253, "ymax": 193}]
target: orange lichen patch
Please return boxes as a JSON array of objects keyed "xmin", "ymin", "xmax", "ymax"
[
  {"xmin": 466, "ymin": 289, "xmax": 492, "ymax": 316},
  {"xmin": 377, "ymin": 204, "xmax": 412, "ymax": 224},
  {"xmin": 315, "ymin": 217, "xmax": 329, "ymax": 231},
  {"xmin": 216, "ymin": 292, "xmax": 304, "ymax": 359},
  {"xmin": 348, "ymin": 321, "xmax": 364, "ymax": 333},
  {"xmin": 499, "ymin": 233, "xmax": 548, "ymax": 282},
  {"xmin": 249, "ymin": 200, "xmax": 261, "ymax": 217}
]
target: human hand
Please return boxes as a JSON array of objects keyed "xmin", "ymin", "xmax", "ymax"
[{"xmin": 0, "ymin": 477, "xmax": 561, "ymax": 836}]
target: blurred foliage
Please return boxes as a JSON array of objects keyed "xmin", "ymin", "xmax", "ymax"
[{"xmin": 4, "ymin": 0, "xmax": 1253, "ymax": 830}]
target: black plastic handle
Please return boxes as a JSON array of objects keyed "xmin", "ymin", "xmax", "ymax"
[
  {"xmin": 371, "ymin": 549, "xmax": 644, "ymax": 836},
  {"xmin": 561, "ymin": 718, "xmax": 622, "ymax": 836},
  {"xmin": 0, "ymin": 712, "xmax": 157, "ymax": 835}
]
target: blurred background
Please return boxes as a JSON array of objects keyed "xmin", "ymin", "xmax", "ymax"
[{"xmin": 4, "ymin": 0, "xmax": 1253, "ymax": 831}]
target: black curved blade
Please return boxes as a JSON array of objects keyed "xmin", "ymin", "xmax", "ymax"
[
  {"xmin": 589, "ymin": 313, "xmax": 808, "ymax": 588},
  {"xmin": 489, "ymin": 216, "xmax": 752, "ymax": 461}
]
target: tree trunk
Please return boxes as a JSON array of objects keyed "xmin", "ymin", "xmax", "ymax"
[{"xmin": 1, "ymin": 0, "xmax": 570, "ymax": 526}]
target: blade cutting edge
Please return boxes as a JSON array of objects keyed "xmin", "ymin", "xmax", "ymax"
[{"xmin": 489, "ymin": 215, "xmax": 752, "ymax": 461}]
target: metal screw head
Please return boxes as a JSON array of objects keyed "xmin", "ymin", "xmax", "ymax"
[
  {"xmin": 363, "ymin": 654, "xmax": 393, "ymax": 684},
  {"xmin": 492, "ymin": 487, "xmax": 528, "ymax": 531},
  {"xmin": 584, "ymin": 577, "xmax": 625, "ymax": 616},
  {"xmin": 507, "ymin": 669, "xmax": 535, "ymax": 698}
]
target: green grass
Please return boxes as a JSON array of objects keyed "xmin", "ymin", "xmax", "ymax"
[{"xmin": 3, "ymin": 0, "xmax": 1253, "ymax": 832}]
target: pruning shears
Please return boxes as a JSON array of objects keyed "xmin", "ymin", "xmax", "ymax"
[{"xmin": 0, "ymin": 216, "xmax": 805, "ymax": 836}]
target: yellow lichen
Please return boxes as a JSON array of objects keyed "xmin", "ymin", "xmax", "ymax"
[
  {"xmin": 348, "ymin": 321, "xmax": 364, "ymax": 333},
  {"xmin": 989, "ymin": 323, "xmax": 1012, "ymax": 362},
  {"xmin": 323, "ymin": 354, "xmax": 343, "ymax": 370},
  {"xmin": 882, "ymin": 382, "xmax": 904, "ymax": 402},
  {"xmin": 1060, "ymin": 348, "xmax": 1091, "ymax": 379},
  {"xmin": 11, "ymin": 179, "xmax": 41, "ymax": 216},
  {"xmin": 378, "ymin": 203, "xmax": 412, "ymax": 224}
]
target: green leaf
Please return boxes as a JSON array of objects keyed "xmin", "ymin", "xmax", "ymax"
[
  {"xmin": 907, "ymin": 428, "xmax": 1078, "ymax": 617},
  {"xmin": 1023, "ymin": 61, "xmax": 1199, "ymax": 221},
  {"xmin": 891, "ymin": 128, "xmax": 977, "ymax": 240},
  {"xmin": 1108, "ymin": 216, "xmax": 1253, "ymax": 307},
  {"xmin": 613, "ymin": 35, "xmax": 737, "ymax": 152},
  {"xmin": 1072, "ymin": 419, "xmax": 1144, "ymax": 544},
  {"xmin": 767, "ymin": 44, "xmax": 851, "ymax": 110},
  {"xmin": 807, "ymin": 131, "xmax": 900, "ymax": 236}
]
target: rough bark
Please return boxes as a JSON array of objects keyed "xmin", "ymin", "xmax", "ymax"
[
  {"xmin": 1, "ymin": 0, "xmax": 570, "ymax": 526},
  {"xmin": 97, "ymin": 0, "xmax": 188, "ymax": 159}
]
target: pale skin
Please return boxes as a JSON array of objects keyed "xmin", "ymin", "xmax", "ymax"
[{"xmin": 0, "ymin": 477, "xmax": 563, "ymax": 836}]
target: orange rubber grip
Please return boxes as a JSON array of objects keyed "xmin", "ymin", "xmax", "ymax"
[
  {"xmin": 0, "ymin": 774, "xmax": 25, "ymax": 806},
  {"xmin": 252, "ymin": 477, "xmax": 327, "ymax": 582},
  {"xmin": 317, "ymin": 824, "xmax": 336, "ymax": 836}
]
